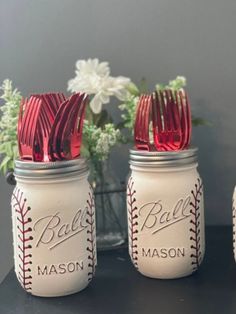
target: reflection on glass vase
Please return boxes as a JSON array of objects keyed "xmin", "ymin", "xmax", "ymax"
[{"xmin": 90, "ymin": 158, "xmax": 127, "ymax": 250}]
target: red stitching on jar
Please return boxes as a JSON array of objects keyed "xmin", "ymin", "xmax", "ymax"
[
  {"xmin": 127, "ymin": 177, "xmax": 138, "ymax": 269},
  {"xmin": 189, "ymin": 178, "xmax": 203, "ymax": 273},
  {"xmin": 12, "ymin": 188, "xmax": 33, "ymax": 292},
  {"xmin": 233, "ymin": 200, "xmax": 236, "ymax": 259},
  {"xmin": 86, "ymin": 186, "xmax": 96, "ymax": 282}
]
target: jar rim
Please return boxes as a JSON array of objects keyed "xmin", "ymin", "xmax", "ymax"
[
  {"xmin": 14, "ymin": 158, "xmax": 89, "ymax": 179},
  {"xmin": 129, "ymin": 147, "xmax": 198, "ymax": 167}
]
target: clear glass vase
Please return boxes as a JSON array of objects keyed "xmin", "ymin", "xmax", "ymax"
[{"xmin": 90, "ymin": 158, "xmax": 127, "ymax": 250}]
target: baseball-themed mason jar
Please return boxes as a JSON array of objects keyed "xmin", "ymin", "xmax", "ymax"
[
  {"xmin": 11, "ymin": 158, "xmax": 96, "ymax": 297},
  {"xmin": 127, "ymin": 148, "xmax": 205, "ymax": 279}
]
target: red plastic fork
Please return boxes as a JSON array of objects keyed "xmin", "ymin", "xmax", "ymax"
[
  {"xmin": 41, "ymin": 93, "xmax": 66, "ymax": 121},
  {"xmin": 60, "ymin": 93, "xmax": 88, "ymax": 159},
  {"xmin": 18, "ymin": 96, "xmax": 42, "ymax": 160},
  {"xmin": 48, "ymin": 98, "xmax": 70, "ymax": 160},
  {"xmin": 151, "ymin": 89, "xmax": 191, "ymax": 151},
  {"xmin": 48, "ymin": 93, "xmax": 87, "ymax": 160},
  {"xmin": 177, "ymin": 90, "xmax": 192, "ymax": 149},
  {"xmin": 37, "ymin": 104, "xmax": 53, "ymax": 161},
  {"xmin": 35, "ymin": 93, "xmax": 66, "ymax": 161},
  {"xmin": 134, "ymin": 94, "xmax": 154, "ymax": 151},
  {"xmin": 18, "ymin": 92, "xmax": 88, "ymax": 162}
]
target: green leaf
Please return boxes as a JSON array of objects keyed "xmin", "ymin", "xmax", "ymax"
[
  {"xmin": 85, "ymin": 105, "xmax": 94, "ymax": 124},
  {"xmin": 192, "ymin": 117, "xmax": 211, "ymax": 126},
  {"xmin": 93, "ymin": 109, "xmax": 113, "ymax": 127},
  {"xmin": 4, "ymin": 142, "xmax": 13, "ymax": 155},
  {"xmin": 80, "ymin": 144, "xmax": 91, "ymax": 159},
  {"xmin": 8, "ymin": 159, "xmax": 14, "ymax": 171},
  {"xmin": 126, "ymin": 82, "xmax": 140, "ymax": 96},
  {"xmin": 0, "ymin": 143, "xmax": 6, "ymax": 153},
  {"xmin": 0, "ymin": 155, "xmax": 11, "ymax": 174},
  {"xmin": 155, "ymin": 84, "xmax": 165, "ymax": 91},
  {"xmin": 0, "ymin": 79, "xmax": 21, "ymax": 174}
]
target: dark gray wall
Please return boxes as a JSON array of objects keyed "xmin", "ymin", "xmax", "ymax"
[{"xmin": 0, "ymin": 0, "xmax": 236, "ymax": 281}]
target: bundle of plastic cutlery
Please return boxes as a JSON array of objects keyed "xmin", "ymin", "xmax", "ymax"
[
  {"xmin": 18, "ymin": 92, "xmax": 88, "ymax": 161},
  {"xmin": 134, "ymin": 89, "xmax": 192, "ymax": 151}
]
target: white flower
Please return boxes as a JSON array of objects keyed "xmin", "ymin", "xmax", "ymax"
[
  {"xmin": 107, "ymin": 76, "xmax": 131, "ymax": 100},
  {"xmin": 68, "ymin": 58, "xmax": 131, "ymax": 114}
]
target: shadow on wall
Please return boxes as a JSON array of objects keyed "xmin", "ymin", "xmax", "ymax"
[{"xmin": 192, "ymin": 97, "xmax": 234, "ymax": 225}]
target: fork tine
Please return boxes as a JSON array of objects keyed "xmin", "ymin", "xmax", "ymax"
[
  {"xmin": 51, "ymin": 93, "xmax": 60, "ymax": 114},
  {"xmin": 178, "ymin": 90, "xmax": 188, "ymax": 149},
  {"xmin": 56, "ymin": 93, "xmax": 67, "ymax": 106},
  {"xmin": 59, "ymin": 93, "xmax": 85, "ymax": 157},
  {"xmin": 167, "ymin": 90, "xmax": 177, "ymax": 132},
  {"xmin": 19, "ymin": 97, "xmax": 29, "ymax": 143},
  {"xmin": 134, "ymin": 94, "xmax": 153, "ymax": 150},
  {"xmin": 49, "ymin": 93, "xmax": 81, "ymax": 160},
  {"xmin": 143, "ymin": 95, "xmax": 151, "ymax": 149},
  {"xmin": 173, "ymin": 90, "xmax": 181, "ymax": 132},
  {"xmin": 154, "ymin": 91, "xmax": 165, "ymax": 150},
  {"xmin": 168, "ymin": 89, "xmax": 183, "ymax": 150},
  {"xmin": 29, "ymin": 98, "xmax": 41, "ymax": 147},
  {"xmin": 134, "ymin": 95, "xmax": 143, "ymax": 146},
  {"xmin": 67, "ymin": 93, "xmax": 88, "ymax": 159},
  {"xmin": 36, "ymin": 94, "xmax": 57, "ymax": 161},
  {"xmin": 155, "ymin": 91, "xmax": 164, "ymax": 133},
  {"xmin": 160, "ymin": 90, "xmax": 168, "ymax": 131},
  {"xmin": 140, "ymin": 95, "xmax": 147, "ymax": 146},
  {"xmin": 68, "ymin": 93, "xmax": 85, "ymax": 132},
  {"xmin": 41, "ymin": 94, "xmax": 56, "ymax": 121},
  {"xmin": 139, "ymin": 96, "xmax": 146, "ymax": 141},
  {"xmin": 75, "ymin": 94, "xmax": 88, "ymax": 134},
  {"xmin": 152, "ymin": 92, "xmax": 160, "ymax": 150},
  {"xmin": 139, "ymin": 95, "xmax": 146, "ymax": 147},
  {"xmin": 39, "ymin": 106, "xmax": 50, "ymax": 136},
  {"xmin": 18, "ymin": 96, "xmax": 42, "ymax": 160},
  {"xmin": 162, "ymin": 90, "xmax": 174, "ymax": 150},
  {"xmin": 48, "ymin": 98, "xmax": 69, "ymax": 160},
  {"xmin": 179, "ymin": 90, "xmax": 191, "ymax": 148},
  {"xmin": 26, "ymin": 97, "xmax": 38, "ymax": 145},
  {"xmin": 174, "ymin": 90, "xmax": 184, "ymax": 149},
  {"xmin": 184, "ymin": 90, "xmax": 192, "ymax": 148},
  {"xmin": 35, "ymin": 126, "xmax": 44, "ymax": 161},
  {"xmin": 164, "ymin": 90, "xmax": 173, "ymax": 150},
  {"xmin": 142, "ymin": 95, "xmax": 148, "ymax": 144},
  {"xmin": 21, "ymin": 96, "xmax": 36, "ymax": 143}
]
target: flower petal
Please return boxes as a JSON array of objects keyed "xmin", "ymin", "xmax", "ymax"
[{"xmin": 90, "ymin": 94, "xmax": 103, "ymax": 114}]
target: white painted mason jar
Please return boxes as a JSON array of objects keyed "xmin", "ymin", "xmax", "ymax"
[
  {"xmin": 11, "ymin": 158, "xmax": 96, "ymax": 297},
  {"xmin": 233, "ymin": 187, "xmax": 236, "ymax": 261},
  {"xmin": 127, "ymin": 148, "xmax": 205, "ymax": 279}
]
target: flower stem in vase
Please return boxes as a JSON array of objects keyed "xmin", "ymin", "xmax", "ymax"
[{"xmin": 91, "ymin": 158, "xmax": 127, "ymax": 250}]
